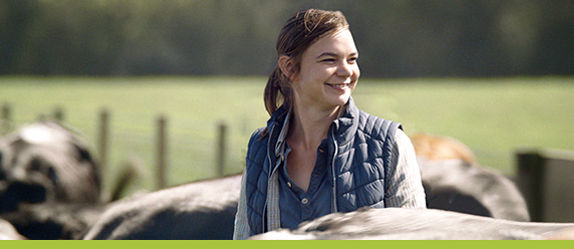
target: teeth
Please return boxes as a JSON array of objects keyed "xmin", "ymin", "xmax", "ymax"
[{"xmin": 329, "ymin": 83, "xmax": 348, "ymax": 88}]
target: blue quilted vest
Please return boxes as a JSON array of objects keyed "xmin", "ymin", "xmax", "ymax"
[{"xmin": 244, "ymin": 97, "xmax": 401, "ymax": 235}]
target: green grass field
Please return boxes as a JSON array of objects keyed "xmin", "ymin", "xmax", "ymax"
[{"xmin": 2, "ymin": 76, "xmax": 574, "ymax": 195}]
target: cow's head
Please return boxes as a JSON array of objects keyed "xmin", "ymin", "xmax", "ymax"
[
  {"xmin": 0, "ymin": 121, "xmax": 101, "ymax": 213},
  {"xmin": 410, "ymin": 133, "xmax": 475, "ymax": 164}
]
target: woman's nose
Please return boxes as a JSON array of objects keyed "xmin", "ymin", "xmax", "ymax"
[{"xmin": 336, "ymin": 61, "xmax": 353, "ymax": 77}]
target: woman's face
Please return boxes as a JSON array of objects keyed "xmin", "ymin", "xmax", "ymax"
[{"xmin": 291, "ymin": 28, "xmax": 360, "ymax": 110}]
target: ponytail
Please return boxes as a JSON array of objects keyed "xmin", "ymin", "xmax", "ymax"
[{"xmin": 263, "ymin": 65, "xmax": 292, "ymax": 116}]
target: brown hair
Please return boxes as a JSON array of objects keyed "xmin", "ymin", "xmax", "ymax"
[{"xmin": 263, "ymin": 9, "xmax": 350, "ymax": 116}]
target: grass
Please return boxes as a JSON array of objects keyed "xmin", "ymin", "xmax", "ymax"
[{"xmin": 1, "ymin": 76, "xmax": 573, "ymax": 195}]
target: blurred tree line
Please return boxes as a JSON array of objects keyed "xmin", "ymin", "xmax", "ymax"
[{"xmin": 1, "ymin": 0, "xmax": 573, "ymax": 78}]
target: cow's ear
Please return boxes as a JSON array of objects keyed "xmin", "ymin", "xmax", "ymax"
[{"xmin": 73, "ymin": 144, "xmax": 93, "ymax": 163}]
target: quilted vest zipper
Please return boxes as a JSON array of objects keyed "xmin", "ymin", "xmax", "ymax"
[{"xmin": 330, "ymin": 127, "xmax": 338, "ymax": 213}]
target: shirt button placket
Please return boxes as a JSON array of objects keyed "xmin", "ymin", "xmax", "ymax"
[{"xmin": 301, "ymin": 197, "xmax": 311, "ymax": 220}]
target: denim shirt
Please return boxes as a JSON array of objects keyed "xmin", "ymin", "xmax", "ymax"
[{"xmin": 278, "ymin": 140, "xmax": 332, "ymax": 229}]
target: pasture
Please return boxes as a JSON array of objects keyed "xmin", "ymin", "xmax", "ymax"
[{"xmin": 1, "ymin": 76, "xmax": 573, "ymax": 195}]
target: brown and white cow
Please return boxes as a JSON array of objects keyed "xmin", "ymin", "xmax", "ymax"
[{"xmin": 410, "ymin": 133, "xmax": 476, "ymax": 164}]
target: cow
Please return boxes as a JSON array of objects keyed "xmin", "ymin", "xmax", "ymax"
[
  {"xmin": 83, "ymin": 173, "xmax": 241, "ymax": 240},
  {"xmin": 420, "ymin": 158, "xmax": 530, "ymax": 221},
  {"xmin": 410, "ymin": 133, "xmax": 476, "ymax": 164},
  {"xmin": 411, "ymin": 133, "xmax": 530, "ymax": 221},
  {"xmin": 0, "ymin": 120, "xmax": 101, "ymax": 208},
  {"xmin": 1, "ymin": 203, "xmax": 102, "ymax": 240},
  {"xmin": 0, "ymin": 120, "xmax": 103, "ymax": 239},
  {"xmin": 250, "ymin": 207, "xmax": 574, "ymax": 240}
]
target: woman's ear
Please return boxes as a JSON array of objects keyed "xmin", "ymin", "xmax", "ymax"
[{"xmin": 278, "ymin": 55, "xmax": 296, "ymax": 81}]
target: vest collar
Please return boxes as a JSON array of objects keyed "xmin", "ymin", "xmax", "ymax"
[
  {"xmin": 330, "ymin": 96, "xmax": 360, "ymax": 147},
  {"xmin": 266, "ymin": 96, "xmax": 360, "ymax": 158}
]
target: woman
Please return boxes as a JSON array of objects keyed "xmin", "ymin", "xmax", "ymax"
[{"xmin": 234, "ymin": 9, "xmax": 426, "ymax": 239}]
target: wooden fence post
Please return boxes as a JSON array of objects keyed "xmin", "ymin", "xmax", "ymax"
[
  {"xmin": 1, "ymin": 103, "xmax": 11, "ymax": 134},
  {"xmin": 216, "ymin": 121, "xmax": 227, "ymax": 177},
  {"xmin": 1, "ymin": 103, "xmax": 10, "ymax": 121},
  {"xmin": 516, "ymin": 148, "xmax": 574, "ymax": 222},
  {"xmin": 515, "ymin": 150, "xmax": 545, "ymax": 222},
  {"xmin": 53, "ymin": 106, "xmax": 64, "ymax": 121},
  {"xmin": 156, "ymin": 115, "xmax": 168, "ymax": 189},
  {"xmin": 97, "ymin": 108, "xmax": 110, "ymax": 189}
]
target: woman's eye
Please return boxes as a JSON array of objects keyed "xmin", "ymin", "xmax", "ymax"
[
  {"xmin": 321, "ymin": 58, "xmax": 336, "ymax": 63},
  {"xmin": 348, "ymin": 57, "xmax": 358, "ymax": 63}
]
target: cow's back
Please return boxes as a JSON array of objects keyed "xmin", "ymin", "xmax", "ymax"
[
  {"xmin": 84, "ymin": 174, "xmax": 241, "ymax": 240},
  {"xmin": 250, "ymin": 208, "xmax": 574, "ymax": 240},
  {"xmin": 420, "ymin": 159, "xmax": 530, "ymax": 221}
]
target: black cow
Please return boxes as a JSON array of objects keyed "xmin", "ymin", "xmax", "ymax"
[
  {"xmin": 1, "ymin": 203, "xmax": 102, "ymax": 240},
  {"xmin": 83, "ymin": 174, "xmax": 241, "ymax": 240},
  {"xmin": 250, "ymin": 208, "xmax": 574, "ymax": 240},
  {"xmin": 0, "ymin": 120, "xmax": 102, "ymax": 239},
  {"xmin": 420, "ymin": 158, "xmax": 530, "ymax": 221},
  {"xmin": 411, "ymin": 133, "xmax": 530, "ymax": 221}
]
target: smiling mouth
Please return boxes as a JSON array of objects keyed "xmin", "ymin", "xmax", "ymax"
[{"xmin": 326, "ymin": 83, "xmax": 352, "ymax": 90}]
